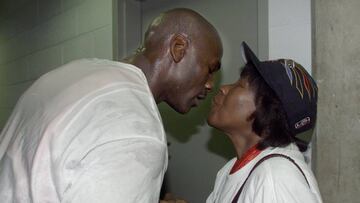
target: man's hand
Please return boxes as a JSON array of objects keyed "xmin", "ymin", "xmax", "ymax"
[{"xmin": 159, "ymin": 193, "xmax": 187, "ymax": 203}]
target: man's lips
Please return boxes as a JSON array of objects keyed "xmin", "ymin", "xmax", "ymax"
[
  {"xmin": 197, "ymin": 94, "xmax": 207, "ymax": 100},
  {"xmin": 192, "ymin": 93, "xmax": 207, "ymax": 107}
]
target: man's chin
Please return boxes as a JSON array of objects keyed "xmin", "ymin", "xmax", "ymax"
[
  {"xmin": 174, "ymin": 106, "xmax": 191, "ymax": 114},
  {"xmin": 166, "ymin": 102, "xmax": 192, "ymax": 114}
]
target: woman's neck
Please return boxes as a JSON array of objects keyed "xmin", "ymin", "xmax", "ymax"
[{"xmin": 228, "ymin": 132, "xmax": 261, "ymax": 159}]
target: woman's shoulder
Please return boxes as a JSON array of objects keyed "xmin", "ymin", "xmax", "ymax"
[
  {"xmin": 251, "ymin": 145, "xmax": 311, "ymax": 186},
  {"xmin": 246, "ymin": 145, "xmax": 321, "ymax": 202}
]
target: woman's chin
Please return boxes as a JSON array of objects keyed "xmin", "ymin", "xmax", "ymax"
[{"xmin": 206, "ymin": 114, "xmax": 217, "ymax": 128}]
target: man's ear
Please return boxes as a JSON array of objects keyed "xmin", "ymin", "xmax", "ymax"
[{"xmin": 170, "ymin": 34, "xmax": 188, "ymax": 63}]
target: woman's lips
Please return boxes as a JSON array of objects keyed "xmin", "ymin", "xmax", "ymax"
[{"xmin": 212, "ymin": 95, "xmax": 222, "ymax": 106}]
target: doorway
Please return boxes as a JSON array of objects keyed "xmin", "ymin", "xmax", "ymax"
[{"xmin": 114, "ymin": 0, "xmax": 311, "ymax": 202}]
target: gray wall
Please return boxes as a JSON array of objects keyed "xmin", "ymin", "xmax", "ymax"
[
  {"xmin": 313, "ymin": 0, "xmax": 360, "ymax": 202},
  {"xmin": 0, "ymin": 0, "xmax": 114, "ymax": 130},
  {"xmin": 139, "ymin": 1, "xmax": 259, "ymax": 202}
]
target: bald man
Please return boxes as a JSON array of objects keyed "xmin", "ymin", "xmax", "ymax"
[{"xmin": 0, "ymin": 8, "xmax": 222, "ymax": 203}]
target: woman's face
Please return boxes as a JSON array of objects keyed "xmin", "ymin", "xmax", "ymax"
[{"xmin": 207, "ymin": 76, "xmax": 256, "ymax": 135}]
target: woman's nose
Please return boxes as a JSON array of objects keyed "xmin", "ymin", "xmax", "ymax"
[{"xmin": 219, "ymin": 84, "xmax": 231, "ymax": 95}]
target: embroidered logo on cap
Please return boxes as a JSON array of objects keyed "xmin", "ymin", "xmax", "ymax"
[
  {"xmin": 295, "ymin": 117, "xmax": 311, "ymax": 129},
  {"xmin": 280, "ymin": 59, "xmax": 317, "ymax": 101}
]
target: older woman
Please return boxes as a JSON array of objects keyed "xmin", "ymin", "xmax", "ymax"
[{"xmin": 206, "ymin": 42, "xmax": 323, "ymax": 203}]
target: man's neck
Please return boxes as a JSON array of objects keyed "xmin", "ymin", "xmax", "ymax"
[{"xmin": 122, "ymin": 53, "xmax": 163, "ymax": 103}]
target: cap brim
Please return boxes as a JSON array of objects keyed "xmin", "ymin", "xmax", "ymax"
[{"xmin": 241, "ymin": 42, "xmax": 261, "ymax": 68}]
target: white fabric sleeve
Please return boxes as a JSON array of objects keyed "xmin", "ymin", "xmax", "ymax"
[
  {"xmin": 61, "ymin": 138, "xmax": 167, "ymax": 203},
  {"xmin": 206, "ymin": 169, "xmax": 223, "ymax": 202},
  {"xmin": 206, "ymin": 191, "xmax": 215, "ymax": 203},
  {"xmin": 206, "ymin": 159, "xmax": 236, "ymax": 203}
]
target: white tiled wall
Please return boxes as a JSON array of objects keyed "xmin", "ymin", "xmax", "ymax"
[
  {"xmin": 268, "ymin": 0, "xmax": 312, "ymax": 73},
  {"xmin": 0, "ymin": 0, "xmax": 114, "ymax": 130}
]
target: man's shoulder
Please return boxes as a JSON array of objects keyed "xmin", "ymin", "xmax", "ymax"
[
  {"xmin": 29, "ymin": 58, "xmax": 150, "ymax": 98},
  {"xmin": 63, "ymin": 58, "xmax": 147, "ymax": 84}
]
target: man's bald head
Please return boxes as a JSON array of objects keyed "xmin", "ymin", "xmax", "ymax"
[
  {"xmin": 130, "ymin": 8, "xmax": 223, "ymax": 114},
  {"xmin": 143, "ymin": 8, "xmax": 221, "ymax": 54}
]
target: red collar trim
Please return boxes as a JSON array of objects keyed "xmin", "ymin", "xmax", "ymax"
[{"xmin": 230, "ymin": 144, "xmax": 263, "ymax": 174}]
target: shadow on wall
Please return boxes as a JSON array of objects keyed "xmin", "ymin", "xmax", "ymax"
[
  {"xmin": 207, "ymin": 128, "xmax": 235, "ymax": 160},
  {"xmin": 158, "ymin": 71, "xmax": 235, "ymax": 160},
  {"xmin": 158, "ymin": 97, "xmax": 210, "ymax": 142}
]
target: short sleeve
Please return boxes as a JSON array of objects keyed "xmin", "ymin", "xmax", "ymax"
[{"xmin": 61, "ymin": 138, "xmax": 167, "ymax": 203}]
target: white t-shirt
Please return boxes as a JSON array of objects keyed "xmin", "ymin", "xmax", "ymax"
[
  {"xmin": 207, "ymin": 144, "xmax": 323, "ymax": 203},
  {"xmin": 0, "ymin": 59, "xmax": 168, "ymax": 203}
]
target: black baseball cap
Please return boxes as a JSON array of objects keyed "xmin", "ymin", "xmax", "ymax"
[{"xmin": 241, "ymin": 42, "xmax": 318, "ymax": 136}]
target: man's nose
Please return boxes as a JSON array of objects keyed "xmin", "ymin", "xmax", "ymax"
[{"xmin": 205, "ymin": 75, "xmax": 214, "ymax": 93}]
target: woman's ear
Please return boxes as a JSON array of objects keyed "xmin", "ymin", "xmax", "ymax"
[{"xmin": 170, "ymin": 34, "xmax": 188, "ymax": 63}]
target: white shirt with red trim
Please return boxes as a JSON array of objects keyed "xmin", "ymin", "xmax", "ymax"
[
  {"xmin": 0, "ymin": 59, "xmax": 168, "ymax": 203},
  {"xmin": 207, "ymin": 144, "xmax": 323, "ymax": 203}
]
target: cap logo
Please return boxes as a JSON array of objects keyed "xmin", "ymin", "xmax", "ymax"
[
  {"xmin": 295, "ymin": 117, "xmax": 311, "ymax": 129},
  {"xmin": 280, "ymin": 59, "xmax": 317, "ymax": 101}
]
